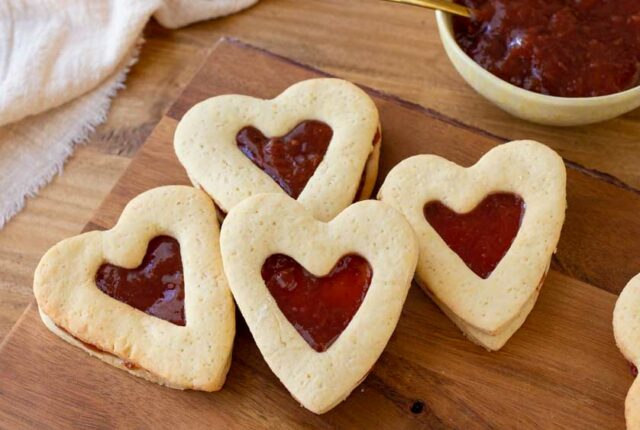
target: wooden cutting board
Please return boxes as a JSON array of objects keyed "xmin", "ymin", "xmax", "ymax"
[{"xmin": 1, "ymin": 38, "xmax": 639, "ymax": 429}]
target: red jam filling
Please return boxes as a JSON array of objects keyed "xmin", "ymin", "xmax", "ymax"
[
  {"xmin": 424, "ymin": 193, "xmax": 525, "ymax": 279},
  {"xmin": 95, "ymin": 236, "xmax": 185, "ymax": 326},
  {"xmin": 261, "ymin": 254, "xmax": 372, "ymax": 352},
  {"xmin": 237, "ymin": 120, "xmax": 333, "ymax": 198},
  {"xmin": 454, "ymin": 0, "xmax": 640, "ymax": 97}
]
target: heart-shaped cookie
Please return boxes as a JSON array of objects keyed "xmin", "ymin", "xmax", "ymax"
[
  {"xmin": 174, "ymin": 78, "xmax": 381, "ymax": 221},
  {"xmin": 378, "ymin": 140, "xmax": 566, "ymax": 350},
  {"xmin": 33, "ymin": 186, "xmax": 235, "ymax": 391},
  {"xmin": 220, "ymin": 193, "xmax": 418, "ymax": 413},
  {"xmin": 614, "ymin": 273, "xmax": 640, "ymax": 429}
]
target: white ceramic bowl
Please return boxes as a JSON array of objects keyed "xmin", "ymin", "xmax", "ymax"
[{"xmin": 435, "ymin": 11, "xmax": 640, "ymax": 126}]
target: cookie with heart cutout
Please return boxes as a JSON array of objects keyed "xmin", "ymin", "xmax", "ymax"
[
  {"xmin": 219, "ymin": 193, "xmax": 418, "ymax": 414},
  {"xmin": 174, "ymin": 78, "xmax": 381, "ymax": 222},
  {"xmin": 614, "ymin": 273, "xmax": 640, "ymax": 429},
  {"xmin": 378, "ymin": 140, "xmax": 566, "ymax": 351},
  {"xmin": 33, "ymin": 186, "xmax": 235, "ymax": 391}
]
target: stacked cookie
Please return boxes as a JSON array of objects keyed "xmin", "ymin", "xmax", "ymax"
[
  {"xmin": 34, "ymin": 187, "xmax": 235, "ymax": 391},
  {"xmin": 378, "ymin": 142, "xmax": 566, "ymax": 350},
  {"xmin": 33, "ymin": 78, "xmax": 568, "ymax": 414}
]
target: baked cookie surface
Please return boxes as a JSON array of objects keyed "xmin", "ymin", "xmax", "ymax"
[
  {"xmin": 174, "ymin": 78, "xmax": 380, "ymax": 221},
  {"xmin": 33, "ymin": 186, "xmax": 235, "ymax": 391},
  {"xmin": 378, "ymin": 140, "xmax": 566, "ymax": 350},
  {"xmin": 614, "ymin": 273, "xmax": 640, "ymax": 429},
  {"xmin": 219, "ymin": 193, "xmax": 418, "ymax": 414}
]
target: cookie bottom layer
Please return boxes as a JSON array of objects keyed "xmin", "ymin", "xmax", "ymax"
[
  {"xmin": 38, "ymin": 307, "xmax": 185, "ymax": 390},
  {"xmin": 417, "ymin": 263, "xmax": 549, "ymax": 351},
  {"xmin": 354, "ymin": 127, "xmax": 382, "ymax": 202}
]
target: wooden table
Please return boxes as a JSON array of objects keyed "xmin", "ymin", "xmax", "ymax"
[
  {"xmin": 3, "ymin": 37, "xmax": 637, "ymax": 429},
  {"xmin": 1, "ymin": 0, "xmax": 639, "ymax": 349}
]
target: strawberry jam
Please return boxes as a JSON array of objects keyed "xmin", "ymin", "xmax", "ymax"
[
  {"xmin": 424, "ymin": 193, "xmax": 525, "ymax": 279},
  {"xmin": 95, "ymin": 236, "xmax": 185, "ymax": 326},
  {"xmin": 261, "ymin": 254, "xmax": 372, "ymax": 352},
  {"xmin": 237, "ymin": 120, "xmax": 333, "ymax": 198},
  {"xmin": 454, "ymin": 0, "xmax": 640, "ymax": 97}
]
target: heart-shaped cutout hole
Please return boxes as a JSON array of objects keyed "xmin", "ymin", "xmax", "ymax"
[
  {"xmin": 423, "ymin": 193, "xmax": 525, "ymax": 279},
  {"xmin": 237, "ymin": 120, "xmax": 333, "ymax": 198},
  {"xmin": 95, "ymin": 236, "xmax": 185, "ymax": 326},
  {"xmin": 261, "ymin": 253, "xmax": 372, "ymax": 352}
]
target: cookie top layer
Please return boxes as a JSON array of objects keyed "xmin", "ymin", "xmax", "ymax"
[
  {"xmin": 614, "ymin": 274, "xmax": 640, "ymax": 365},
  {"xmin": 378, "ymin": 140, "xmax": 566, "ymax": 335},
  {"xmin": 220, "ymin": 193, "xmax": 418, "ymax": 414},
  {"xmin": 174, "ymin": 78, "xmax": 379, "ymax": 221},
  {"xmin": 614, "ymin": 274, "xmax": 640, "ymax": 429},
  {"xmin": 33, "ymin": 186, "xmax": 235, "ymax": 391}
]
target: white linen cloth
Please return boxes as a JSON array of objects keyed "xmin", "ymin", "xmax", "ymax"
[{"xmin": 0, "ymin": 0, "xmax": 257, "ymax": 227}]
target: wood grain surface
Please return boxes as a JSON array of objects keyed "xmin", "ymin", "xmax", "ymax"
[{"xmin": 0, "ymin": 39, "xmax": 636, "ymax": 429}]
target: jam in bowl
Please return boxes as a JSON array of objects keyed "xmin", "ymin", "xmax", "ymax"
[
  {"xmin": 435, "ymin": 1, "xmax": 640, "ymax": 126},
  {"xmin": 453, "ymin": 0, "xmax": 640, "ymax": 98}
]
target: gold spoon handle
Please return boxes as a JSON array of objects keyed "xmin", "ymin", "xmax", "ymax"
[{"xmin": 382, "ymin": 0, "xmax": 471, "ymax": 18}]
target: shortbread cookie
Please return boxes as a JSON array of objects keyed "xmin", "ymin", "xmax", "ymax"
[
  {"xmin": 614, "ymin": 273, "xmax": 640, "ymax": 429},
  {"xmin": 220, "ymin": 193, "xmax": 418, "ymax": 413},
  {"xmin": 33, "ymin": 186, "xmax": 235, "ymax": 391},
  {"xmin": 174, "ymin": 78, "xmax": 381, "ymax": 221},
  {"xmin": 378, "ymin": 140, "xmax": 566, "ymax": 350}
]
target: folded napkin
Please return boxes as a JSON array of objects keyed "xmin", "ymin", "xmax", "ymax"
[{"xmin": 0, "ymin": 0, "xmax": 257, "ymax": 227}]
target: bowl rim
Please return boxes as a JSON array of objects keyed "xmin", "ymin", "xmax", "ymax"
[{"xmin": 435, "ymin": 10, "xmax": 640, "ymax": 105}]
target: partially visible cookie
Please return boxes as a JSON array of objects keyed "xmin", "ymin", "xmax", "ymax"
[
  {"xmin": 614, "ymin": 273, "xmax": 640, "ymax": 429},
  {"xmin": 33, "ymin": 186, "xmax": 235, "ymax": 391},
  {"xmin": 220, "ymin": 193, "xmax": 418, "ymax": 414},
  {"xmin": 174, "ymin": 78, "xmax": 380, "ymax": 221},
  {"xmin": 378, "ymin": 140, "xmax": 566, "ymax": 350}
]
